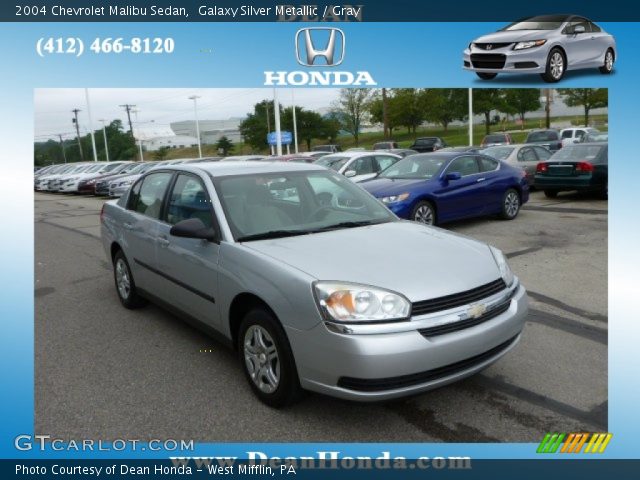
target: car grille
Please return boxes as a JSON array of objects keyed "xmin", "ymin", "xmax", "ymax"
[
  {"xmin": 418, "ymin": 293, "xmax": 514, "ymax": 338},
  {"xmin": 337, "ymin": 335, "xmax": 519, "ymax": 392},
  {"xmin": 411, "ymin": 278, "xmax": 506, "ymax": 317},
  {"xmin": 474, "ymin": 42, "xmax": 512, "ymax": 50},
  {"xmin": 471, "ymin": 53, "xmax": 506, "ymax": 69}
]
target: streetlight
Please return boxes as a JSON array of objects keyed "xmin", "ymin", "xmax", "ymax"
[
  {"xmin": 188, "ymin": 95, "xmax": 202, "ymax": 158},
  {"xmin": 98, "ymin": 119, "xmax": 110, "ymax": 162}
]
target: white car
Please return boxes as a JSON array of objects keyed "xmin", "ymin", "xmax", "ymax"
[
  {"xmin": 38, "ymin": 163, "xmax": 94, "ymax": 191},
  {"xmin": 560, "ymin": 127, "xmax": 601, "ymax": 147},
  {"xmin": 59, "ymin": 162, "xmax": 131, "ymax": 193},
  {"xmin": 314, "ymin": 151, "xmax": 402, "ymax": 183}
]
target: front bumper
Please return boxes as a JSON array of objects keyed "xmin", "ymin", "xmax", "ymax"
[
  {"xmin": 286, "ymin": 283, "xmax": 528, "ymax": 401},
  {"xmin": 463, "ymin": 45, "xmax": 548, "ymax": 74}
]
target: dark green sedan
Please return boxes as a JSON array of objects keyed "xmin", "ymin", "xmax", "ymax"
[{"xmin": 534, "ymin": 143, "xmax": 608, "ymax": 199}]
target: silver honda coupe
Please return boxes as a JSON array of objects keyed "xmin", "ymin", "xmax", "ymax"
[
  {"xmin": 463, "ymin": 14, "xmax": 616, "ymax": 82},
  {"xmin": 101, "ymin": 161, "xmax": 528, "ymax": 407}
]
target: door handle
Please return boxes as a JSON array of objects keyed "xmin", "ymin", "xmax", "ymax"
[
  {"xmin": 123, "ymin": 222, "xmax": 133, "ymax": 230},
  {"xmin": 476, "ymin": 177, "xmax": 486, "ymax": 182},
  {"xmin": 157, "ymin": 236, "xmax": 170, "ymax": 247}
]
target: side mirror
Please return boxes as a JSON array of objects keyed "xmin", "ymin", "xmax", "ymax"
[
  {"xmin": 344, "ymin": 170, "xmax": 357, "ymax": 178},
  {"xmin": 445, "ymin": 172, "xmax": 462, "ymax": 181},
  {"xmin": 573, "ymin": 25, "xmax": 586, "ymax": 34},
  {"xmin": 170, "ymin": 218, "xmax": 216, "ymax": 242}
]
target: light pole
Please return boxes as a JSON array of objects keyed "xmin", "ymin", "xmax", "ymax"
[
  {"xmin": 85, "ymin": 88, "xmax": 98, "ymax": 162},
  {"xmin": 468, "ymin": 88, "xmax": 473, "ymax": 146},
  {"xmin": 98, "ymin": 119, "xmax": 110, "ymax": 162},
  {"xmin": 273, "ymin": 88, "xmax": 282, "ymax": 156},
  {"xmin": 188, "ymin": 95, "xmax": 203, "ymax": 158}
]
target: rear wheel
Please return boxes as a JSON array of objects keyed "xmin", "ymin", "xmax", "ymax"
[
  {"xmin": 501, "ymin": 189, "xmax": 521, "ymax": 220},
  {"xmin": 599, "ymin": 49, "xmax": 614, "ymax": 74},
  {"xmin": 113, "ymin": 250, "xmax": 147, "ymax": 309},
  {"xmin": 541, "ymin": 48, "xmax": 565, "ymax": 83},
  {"xmin": 238, "ymin": 308, "xmax": 302, "ymax": 408},
  {"xmin": 411, "ymin": 201, "xmax": 436, "ymax": 225},
  {"xmin": 544, "ymin": 190, "xmax": 558, "ymax": 198},
  {"xmin": 476, "ymin": 72, "xmax": 497, "ymax": 80}
]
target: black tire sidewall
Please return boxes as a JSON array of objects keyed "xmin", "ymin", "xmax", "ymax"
[
  {"xmin": 411, "ymin": 200, "xmax": 436, "ymax": 225},
  {"xmin": 238, "ymin": 309, "xmax": 301, "ymax": 408},
  {"xmin": 542, "ymin": 48, "xmax": 565, "ymax": 83}
]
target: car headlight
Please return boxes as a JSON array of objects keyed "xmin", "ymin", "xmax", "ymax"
[
  {"xmin": 469, "ymin": 42, "xmax": 474, "ymax": 49},
  {"xmin": 381, "ymin": 193, "xmax": 410, "ymax": 204},
  {"xmin": 513, "ymin": 40, "xmax": 546, "ymax": 50},
  {"xmin": 314, "ymin": 282, "xmax": 411, "ymax": 323},
  {"xmin": 490, "ymin": 246, "xmax": 515, "ymax": 287}
]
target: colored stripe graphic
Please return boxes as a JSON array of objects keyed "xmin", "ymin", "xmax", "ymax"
[{"xmin": 538, "ymin": 433, "xmax": 612, "ymax": 454}]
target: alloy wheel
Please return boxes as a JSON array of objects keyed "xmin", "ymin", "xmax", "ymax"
[
  {"xmin": 414, "ymin": 205, "xmax": 434, "ymax": 225},
  {"xmin": 115, "ymin": 259, "xmax": 131, "ymax": 300},
  {"xmin": 244, "ymin": 325, "xmax": 280, "ymax": 394},
  {"xmin": 505, "ymin": 191, "xmax": 520, "ymax": 218},
  {"xmin": 550, "ymin": 52, "xmax": 564, "ymax": 80},
  {"xmin": 605, "ymin": 51, "xmax": 613, "ymax": 71}
]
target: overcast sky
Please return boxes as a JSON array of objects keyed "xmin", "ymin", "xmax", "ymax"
[{"xmin": 34, "ymin": 88, "xmax": 341, "ymax": 141}]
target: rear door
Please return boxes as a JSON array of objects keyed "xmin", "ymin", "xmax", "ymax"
[
  {"xmin": 516, "ymin": 146, "xmax": 539, "ymax": 183},
  {"xmin": 155, "ymin": 172, "xmax": 221, "ymax": 327},
  {"xmin": 121, "ymin": 171, "xmax": 174, "ymax": 293}
]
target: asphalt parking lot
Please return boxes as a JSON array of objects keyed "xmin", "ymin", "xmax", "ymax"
[{"xmin": 35, "ymin": 190, "xmax": 607, "ymax": 442}]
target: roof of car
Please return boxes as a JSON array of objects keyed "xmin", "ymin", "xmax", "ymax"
[{"xmin": 166, "ymin": 160, "xmax": 327, "ymax": 177}]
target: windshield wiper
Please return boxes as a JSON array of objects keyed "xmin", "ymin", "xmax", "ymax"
[
  {"xmin": 236, "ymin": 229, "xmax": 312, "ymax": 242},
  {"xmin": 313, "ymin": 220, "xmax": 387, "ymax": 232}
]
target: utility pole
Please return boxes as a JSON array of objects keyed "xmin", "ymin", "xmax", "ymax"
[
  {"xmin": 119, "ymin": 104, "xmax": 136, "ymax": 135},
  {"xmin": 99, "ymin": 119, "xmax": 110, "ymax": 162},
  {"xmin": 131, "ymin": 109, "xmax": 144, "ymax": 162},
  {"xmin": 382, "ymin": 88, "xmax": 390, "ymax": 139},
  {"xmin": 58, "ymin": 135, "xmax": 67, "ymax": 163},
  {"xmin": 85, "ymin": 88, "xmax": 98, "ymax": 162},
  {"xmin": 188, "ymin": 95, "xmax": 203, "ymax": 158},
  {"xmin": 72, "ymin": 109, "xmax": 85, "ymax": 161},
  {"xmin": 544, "ymin": 89, "xmax": 552, "ymax": 129}
]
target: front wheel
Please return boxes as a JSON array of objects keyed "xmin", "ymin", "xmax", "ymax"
[
  {"xmin": 476, "ymin": 72, "xmax": 497, "ymax": 80},
  {"xmin": 599, "ymin": 49, "xmax": 614, "ymax": 74},
  {"xmin": 541, "ymin": 48, "xmax": 565, "ymax": 83},
  {"xmin": 238, "ymin": 309, "xmax": 302, "ymax": 408},
  {"xmin": 501, "ymin": 189, "xmax": 521, "ymax": 220},
  {"xmin": 113, "ymin": 250, "xmax": 147, "ymax": 309},
  {"xmin": 411, "ymin": 200, "xmax": 436, "ymax": 225}
]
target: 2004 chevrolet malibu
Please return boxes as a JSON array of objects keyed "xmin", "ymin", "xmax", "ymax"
[{"xmin": 101, "ymin": 162, "xmax": 528, "ymax": 407}]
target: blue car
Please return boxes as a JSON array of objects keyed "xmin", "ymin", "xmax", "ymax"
[{"xmin": 361, "ymin": 152, "xmax": 529, "ymax": 225}]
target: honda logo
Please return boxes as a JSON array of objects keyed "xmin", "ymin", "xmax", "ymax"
[{"xmin": 295, "ymin": 28, "xmax": 345, "ymax": 67}]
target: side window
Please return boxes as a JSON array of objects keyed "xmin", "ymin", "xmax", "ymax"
[
  {"xmin": 479, "ymin": 156, "xmax": 499, "ymax": 172},
  {"xmin": 375, "ymin": 156, "xmax": 397, "ymax": 172},
  {"xmin": 575, "ymin": 130, "xmax": 586, "ymax": 140},
  {"xmin": 131, "ymin": 172, "xmax": 173, "ymax": 220},
  {"xmin": 447, "ymin": 156, "xmax": 480, "ymax": 176},
  {"xmin": 166, "ymin": 174, "xmax": 213, "ymax": 228},
  {"xmin": 589, "ymin": 22, "xmax": 601, "ymax": 33},
  {"xmin": 561, "ymin": 130, "xmax": 573, "ymax": 139},
  {"xmin": 564, "ymin": 18, "xmax": 590, "ymax": 34},
  {"xmin": 517, "ymin": 148, "xmax": 537, "ymax": 163},
  {"xmin": 352, "ymin": 156, "xmax": 375, "ymax": 175},
  {"xmin": 127, "ymin": 179, "xmax": 142, "ymax": 210},
  {"xmin": 533, "ymin": 147, "xmax": 552, "ymax": 161}
]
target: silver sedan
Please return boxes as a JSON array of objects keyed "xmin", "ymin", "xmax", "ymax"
[
  {"xmin": 101, "ymin": 162, "xmax": 528, "ymax": 407},
  {"xmin": 463, "ymin": 14, "xmax": 616, "ymax": 82},
  {"xmin": 482, "ymin": 144, "xmax": 552, "ymax": 186}
]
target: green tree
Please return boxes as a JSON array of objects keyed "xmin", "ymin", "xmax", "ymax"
[
  {"xmin": 558, "ymin": 88, "xmax": 608, "ymax": 126},
  {"xmin": 500, "ymin": 89, "xmax": 542, "ymax": 128},
  {"xmin": 422, "ymin": 89, "xmax": 467, "ymax": 132},
  {"xmin": 153, "ymin": 146, "xmax": 170, "ymax": 160},
  {"xmin": 331, "ymin": 88, "xmax": 374, "ymax": 146},
  {"xmin": 239, "ymin": 100, "xmax": 282, "ymax": 151},
  {"xmin": 390, "ymin": 88, "xmax": 424, "ymax": 134},
  {"xmin": 216, "ymin": 135, "xmax": 234, "ymax": 156},
  {"xmin": 281, "ymin": 107, "xmax": 339, "ymax": 151},
  {"xmin": 473, "ymin": 89, "xmax": 504, "ymax": 135}
]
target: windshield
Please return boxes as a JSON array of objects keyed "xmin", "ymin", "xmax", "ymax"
[
  {"xmin": 315, "ymin": 156, "xmax": 349, "ymax": 171},
  {"xmin": 483, "ymin": 146, "xmax": 514, "ymax": 160},
  {"xmin": 527, "ymin": 131, "xmax": 558, "ymax": 142},
  {"xmin": 212, "ymin": 171, "xmax": 395, "ymax": 242},
  {"xmin": 378, "ymin": 154, "xmax": 447, "ymax": 179},
  {"xmin": 101, "ymin": 163, "xmax": 125, "ymax": 173},
  {"xmin": 86, "ymin": 164, "xmax": 105, "ymax": 173},
  {"xmin": 502, "ymin": 16, "xmax": 566, "ymax": 31},
  {"xmin": 551, "ymin": 145, "xmax": 604, "ymax": 161}
]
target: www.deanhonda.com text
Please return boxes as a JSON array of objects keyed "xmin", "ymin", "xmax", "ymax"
[{"xmin": 171, "ymin": 453, "xmax": 472, "ymax": 471}]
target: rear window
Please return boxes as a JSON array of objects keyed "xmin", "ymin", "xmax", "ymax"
[
  {"xmin": 527, "ymin": 131, "xmax": 559, "ymax": 142},
  {"xmin": 483, "ymin": 146, "xmax": 514, "ymax": 160},
  {"xmin": 551, "ymin": 145, "xmax": 605, "ymax": 162},
  {"xmin": 415, "ymin": 138, "xmax": 436, "ymax": 146},
  {"xmin": 484, "ymin": 134, "xmax": 507, "ymax": 143}
]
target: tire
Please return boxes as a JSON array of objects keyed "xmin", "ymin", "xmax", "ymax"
[
  {"xmin": 544, "ymin": 190, "xmax": 558, "ymax": 198},
  {"xmin": 599, "ymin": 49, "xmax": 614, "ymax": 74},
  {"xmin": 238, "ymin": 308, "xmax": 303, "ymax": 408},
  {"xmin": 600, "ymin": 182, "xmax": 608, "ymax": 200},
  {"xmin": 501, "ymin": 189, "xmax": 521, "ymax": 220},
  {"xmin": 113, "ymin": 250, "xmax": 147, "ymax": 309},
  {"xmin": 541, "ymin": 48, "xmax": 566, "ymax": 83},
  {"xmin": 411, "ymin": 200, "xmax": 436, "ymax": 225},
  {"xmin": 476, "ymin": 72, "xmax": 497, "ymax": 80}
]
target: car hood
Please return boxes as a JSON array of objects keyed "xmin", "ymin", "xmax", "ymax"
[
  {"xmin": 360, "ymin": 177, "xmax": 432, "ymax": 197},
  {"xmin": 243, "ymin": 221, "xmax": 501, "ymax": 302},
  {"xmin": 474, "ymin": 30, "xmax": 552, "ymax": 44}
]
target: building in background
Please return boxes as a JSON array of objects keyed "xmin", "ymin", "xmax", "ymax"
[{"xmin": 170, "ymin": 118, "xmax": 243, "ymax": 144}]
